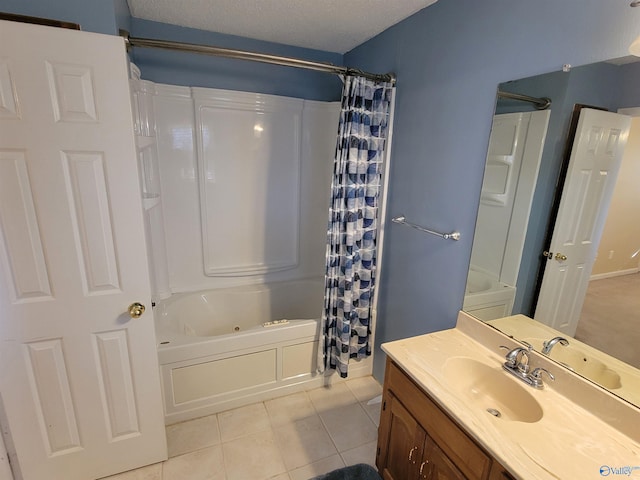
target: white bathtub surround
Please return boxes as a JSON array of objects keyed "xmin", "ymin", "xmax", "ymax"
[
  {"xmin": 130, "ymin": 70, "xmax": 172, "ymax": 301},
  {"xmin": 133, "ymin": 79, "xmax": 383, "ymax": 421},
  {"xmin": 156, "ymin": 279, "xmax": 373, "ymax": 424},
  {"xmin": 462, "ymin": 266, "xmax": 516, "ymax": 320},
  {"xmin": 150, "ymin": 84, "xmax": 340, "ymax": 294},
  {"xmin": 194, "ymin": 88, "xmax": 303, "ymax": 277}
]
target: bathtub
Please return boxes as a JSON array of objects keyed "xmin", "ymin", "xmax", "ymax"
[
  {"xmin": 154, "ymin": 278, "xmax": 371, "ymax": 424},
  {"xmin": 463, "ymin": 267, "xmax": 516, "ymax": 321}
]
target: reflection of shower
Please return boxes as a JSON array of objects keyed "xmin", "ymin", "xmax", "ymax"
[{"xmin": 464, "ymin": 108, "xmax": 551, "ymax": 321}]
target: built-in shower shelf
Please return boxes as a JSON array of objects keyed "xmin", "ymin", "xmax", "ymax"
[
  {"xmin": 142, "ymin": 194, "xmax": 160, "ymax": 210},
  {"xmin": 136, "ymin": 135, "xmax": 155, "ymax": 149}
]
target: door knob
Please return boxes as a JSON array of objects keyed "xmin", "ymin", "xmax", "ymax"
[
  {"xmin": 128, "ymin": 302, "xmax": 146, "ymax": 318},
  {"xmin": 542, "ymin": 251, "xmax": 552, "ymax": 260},
  {"xmin": 554, "ymin": 253, "xmax": 567, "ymax": 261}
]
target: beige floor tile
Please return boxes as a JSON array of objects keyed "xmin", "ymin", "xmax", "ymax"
[
  {"xmin": 340, "ymin": 440, "xmax": 377, "ymax": 467},
  {"xmin": 166, "ymin": 415, "xmax": 220, "ymax": 458},
  {"xmin": 345, "ymin": 376, "xmax": 382, "ymax": 403},
  {"xmin": 362, "ymin": 400, "xmax": 382, "ymax": 427},
  {"xmin": 265, "ymin": 391, "xmax": 316, "ymax": 427},
  {"xmin": 319, "ymin": 402, "xmax": 378, "ymax": 452},
  {"xmin": 287, "ymin": 454, "xmax": 345, "ymax": 480},
  {"xmin": 267, "ymin": 473, "xmax": 291, "ymax": 480},
  {"xmin": 308, "ymin": 382, "xmax": 357, "ymax": 413},
  {"xmin": 101, "ymin": 463, "xmax": 162, "ymax": 480},
  {"xmin": 162, "ymin": 445, "xmax": 225, "ymax": 480},
  {"xmin": 218, "ymin": 402, "xmax": 271, "ymax": 442},
  {"xmin": 222, "ymin": 428, "xmax": 287, "ymax": 480},
  {"xmin": 273, "ymin": 415, "xmax": 338, "ymax": 470}
]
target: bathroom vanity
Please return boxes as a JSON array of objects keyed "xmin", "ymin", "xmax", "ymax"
[
  {"xmin": 377, "ymin": 359, "xmax": 513, "ymax": 480},
  {"xmin": 376, "ymin": 312, "xmax": 640, "ymax": 480}
]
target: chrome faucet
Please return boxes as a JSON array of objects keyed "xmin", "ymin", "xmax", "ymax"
[
  {"xmin": 500, "ymin": 346, "xmax": 554, "ymax": 389},
  {"xmin": 503, "ymin": 346, "xmax": 530, "ymax": 373},
  {"xmin": 530, "ymin": 367, "xmax": 554, "ymax": 388},
  {"xmin": 542, "ymin": 336, "xmax": 569, "ymax": 354}
]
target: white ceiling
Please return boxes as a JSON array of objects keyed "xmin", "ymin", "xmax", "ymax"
[{"xmin": 127, "ymin": 0, "xmax": 438, "ymax": 54}]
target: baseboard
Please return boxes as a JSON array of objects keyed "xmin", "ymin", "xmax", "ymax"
[{"xmin": 590, "ymin": 267, "xmax": 639, "ymax": 281}]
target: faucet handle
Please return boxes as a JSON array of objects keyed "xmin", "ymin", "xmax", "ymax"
[
  {"xmin": 530, "ymin": 367, "xmax": 555, "ymax": 388},
  {"xmin": 502, "ymin": 346, "xmax": 527, "ymax": 368},
  {"xmin": 520, "ymin": 340, "xmax": 533, "ymax": 351}
]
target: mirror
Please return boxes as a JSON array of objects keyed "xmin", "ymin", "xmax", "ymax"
[{"xmin": 463, "ymin": 58, "xmax": 640, "ymax": 408}]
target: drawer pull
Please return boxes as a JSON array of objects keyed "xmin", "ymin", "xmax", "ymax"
[
  {"xmin": 408, "ymin": 446, "xmax": 417, "ymax": 463},
  {"xmin": 419, "ymin": 460, "xmax": 429, "ymax": 477}
]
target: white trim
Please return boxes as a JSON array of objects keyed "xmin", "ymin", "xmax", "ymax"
[
  {"xmin": 370, "ymin": 87, "xmax": 397, "ymax": 352},
  {"xmin": 617, "ymin": 107, "xmax": 640, "ymax": 117},
  {"xmin": 590, "ymin": 267, "xmax": 639, "ymax": 281}
]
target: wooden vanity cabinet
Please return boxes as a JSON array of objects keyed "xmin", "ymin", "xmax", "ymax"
[
  {"xmin": 488, "ymin": 465, "xmax": 517, "ymax": 480},
  {"xmin": 376, "ymin": 359, "xmax": 514, "ymax": 480}
]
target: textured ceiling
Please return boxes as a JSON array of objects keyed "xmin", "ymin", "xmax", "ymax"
[{"xmin": 127, "ymin": 0, "xmax": 438, "ymax": 54}]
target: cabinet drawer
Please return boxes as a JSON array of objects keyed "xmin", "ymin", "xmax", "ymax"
[{"xmin": 386, "ymin": 360, "xmax": 492, "ymax": 480}]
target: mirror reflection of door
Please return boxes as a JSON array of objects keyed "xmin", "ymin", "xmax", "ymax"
[
  {"xmin": 571, "ymin": 108, "xmax": 640, "ymax": 368},
  {"xmin": 534, "ymin": 108, "xmax": 631, "ymax": 336}
]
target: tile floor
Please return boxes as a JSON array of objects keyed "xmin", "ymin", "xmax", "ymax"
[{"xmin": 105, "ymin": 376, "xmax": 382, "ymax": 480}]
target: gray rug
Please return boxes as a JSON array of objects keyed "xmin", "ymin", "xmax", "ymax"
[{"xmin": 310, "ymin": 463, "xmax": 381, "ymax": 480}]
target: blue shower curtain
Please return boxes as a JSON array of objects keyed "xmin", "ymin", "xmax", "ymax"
[{"xmin": 318, "ymin": 75, "xmax": 394, "ymax": 378}]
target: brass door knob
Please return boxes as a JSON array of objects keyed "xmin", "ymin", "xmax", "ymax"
[
  {"xmin": 128, "ymin": 302, "xmax": 146, "ymax": 318},
  {"xmin": 555, "ymin": 253, "xmax": 567, "ymax": 261}
]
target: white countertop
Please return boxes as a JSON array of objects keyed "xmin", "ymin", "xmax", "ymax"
[{"xmin": 381, "ymin": 315, "xmax": 640, "ymax": 480}]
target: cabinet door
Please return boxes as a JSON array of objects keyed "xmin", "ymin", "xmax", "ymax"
[
  {"xmin": 377, "ymin": 393, "xmax": 426, "ymax": 480},
  {"xmin": 421, "ymin": 440, "xmax": 467, "ymax": 480},
  {"xmin": 384, "ymin": 360, "xmax": 491, "ymax": 480},
  {"xmin": 488, "ymin": 462, "xmax": 516, "ymax": 480}
]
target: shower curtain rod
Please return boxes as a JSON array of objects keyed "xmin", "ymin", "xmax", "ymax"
[
  {"xmin": 497, "ymin": 90, "xmax": 551, "ymax": 110},
  {"xmin": 120, "ymin": 30, "xmax": 396, "ymax": 84}
]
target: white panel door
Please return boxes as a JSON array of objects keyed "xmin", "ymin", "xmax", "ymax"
[
  {"xmin": 0, "ymin": 20, "xmax": 166, "ymax": 480},
  {"xmin": 535, "ymin": 109, "xmax": 630, "ymax": 336}
]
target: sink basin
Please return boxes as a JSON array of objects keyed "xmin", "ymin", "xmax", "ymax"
[
  {"xmin": 443, "ymin": 357, "xmax": 544, "ymax": 423},
  {"xmin": 523, "ymin": 338, "xmax": 622, "ymax": 389}
]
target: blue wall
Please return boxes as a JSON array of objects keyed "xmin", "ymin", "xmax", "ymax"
[
  {"xmin": 620, "ymin": 62, "xmax": 640, "ymax": 105},
  {"xmin": 345, "ymin": 0, "xmax": 640, "ymax": 380}
]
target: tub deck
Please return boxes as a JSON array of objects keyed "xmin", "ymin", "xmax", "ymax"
[{"xmin": 154, "ymin": 279, "xmax": 372, "ymax": 424}]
